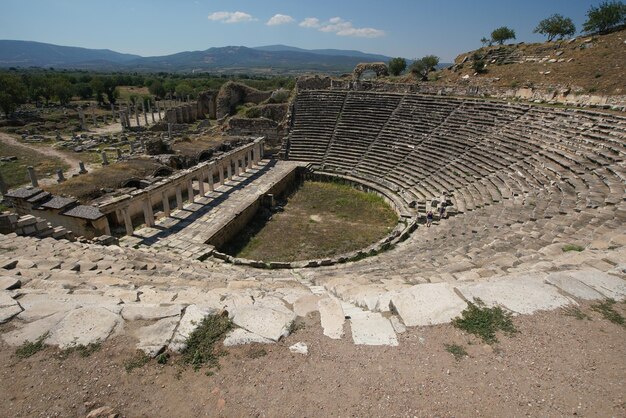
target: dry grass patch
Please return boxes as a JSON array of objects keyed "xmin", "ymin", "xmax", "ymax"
[
  {"xmin": 45, "ymin": 159, "xmax": 165, "ymax": 202},
  {"xmin": 0, "ymin": 141, "xmax": 69, "ymax": 189}
]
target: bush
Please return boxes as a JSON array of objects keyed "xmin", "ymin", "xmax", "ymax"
[
  {"xmin": 583, "ymin": 1, "xmax": 626, "ymax": 33},
  {"xmin": 452, "ymin": 299, "xmax": 517, "ymax": 344}
]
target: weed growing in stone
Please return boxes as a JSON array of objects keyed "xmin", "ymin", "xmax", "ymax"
[
  {"xmin": 14, "ymin": 333, "xmax": 48, "ymax": 359},
  {"xmin": 124, "ymin": 352, "xmax": 151, "ymax": 373},
  {"xmin": 562, "ymin": 306, "xmax": 591, "ymax": 320},
  {"xmin": 452, "ymin": 299, "xmax": 517, "ymax": 344},
  {"xmin": 444, "ymin": 343, "xmax": 467, "ymax": 360},
  {"xmin": 562, "ymin": 244, "xmax": 584, "ymax": 252},
  {"xmin": 289, "ymin": 318, "xmax": 305, "ymax": 334},
  {"xmin": 156, "ymin": 352, "xmax": 170, "ymax": 365},
  {"xmin": 591, "ymin": 299, "xmax": 625, "ymax": 327},
  {"xmin": 61, "ymin": 342, "xmax": 101, "ymax": 358},
  {"xmin": 181, "ymin": 314, "xmax": 232, "ymax": 371}
]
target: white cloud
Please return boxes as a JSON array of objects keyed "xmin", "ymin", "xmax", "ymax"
[
  {"xmin": 208, "ymin": 11, "xmax": 255, "ymax": 24},
  {"xmin": 267, "ymin": 14, "xmax": 294, "ymax": 26},
  {"xmin": 299, "ymin": 17, "xmax": 321, "ymax": 28},
  {"xmin": 301, "ymin": 16, "xmax": 385, "ymax": 38}
]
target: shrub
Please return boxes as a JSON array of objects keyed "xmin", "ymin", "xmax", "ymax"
[
  {"xmin": 452, "ymin": 299, "xmax": 517, "ymax": 344},
  {"xmin": 388, "ymin": 57, "xmax": 407, "ymax": 76},
  {"xmin": 491, "ymin": 26, "xmax": 516, "ymax": 45}
]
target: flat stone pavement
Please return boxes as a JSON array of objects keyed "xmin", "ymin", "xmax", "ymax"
[{"xmin": 121, "ymin": 160, "xmax": 305, "ymax": 259}]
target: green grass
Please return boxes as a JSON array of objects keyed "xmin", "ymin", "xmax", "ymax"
[
  {"xmin": 562, "ymin": 244, "xmax": 585, "ymax": 252},
  {"xmin": 452, "ymin": 299, "xmax": 517, "ymax": 344},
  {"xmin": 124, "ymin": 352, "xmax": 151, "ymax": 373},
  {"xmin": 591, "ymin": 299, "xmax": 625, "ymax": 327},
  {"xmin": 444, "ymin": 343, "xmax": 468, "ymax": 360},
  {"xmin": 181, "ymin": 314, "xmax": 232, "ymax": 371},
  {"xmin": 222, "ymin": 181, "xmax": 398, "ymax": 262},
  {"xmin": 14, "ymin": 333, "xmax": 48, "ymax": 359},
  {"xmin": 61, "ymin": 342, "xmax": 101, "ymax": 358}
]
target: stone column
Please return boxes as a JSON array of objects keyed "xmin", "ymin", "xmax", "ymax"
[
  {"xmin": 241, "ymin": 155, "xmax": 247, "ymax": 173},
  {"xmin": 116, "ymin": 148, "xmax": 123, "ymax": 161},
  {"xmin": 122, "ymin": 207, "xmax": 134, "ymax": 236},
  {"xmin": 187, "ymin": 180, "xmax": 194, "ymax": 203},
  {"xmin": 101, "ymin": 151, "xmax": 109, "ymax": 166},
  {"xmin": 134, "ymin": 104, "xmax": 140, "ymax": 126},
  {"xmin": 111, "ymin": 103, "xmax": 117, "ymax": 122},
  {"xmin": 197, "ymin": 174, "xmax": 205, "ymax": 196},
  {"xmin": 142, "ymin": 101, "xmax": 148, "ymax": 125},
  {"xmin": 56, "ymin": 169, "xmax": 65, "ymax": 183},
  {"xmin": 27, "ymin": 166, "xmax": 38, "ymax": 187},
  {"xmin": 227, "ymin": 159, "xmax": 232, "ymax": 181},
  {"xmin": 168, "ymin": 123, "xmax": 172, "ymax": 139},
  {"xmin": 92, "ymin": 108, "xmax": 98, "ymax": 127},
  {"xmin": 247, "ymin": 149, "xmax": 253, "ymax": 169},
  {"xmin": 0, "ymin": 172, "xmax": 8, "ymax": 195},
  {"xmin": 156, "ymin": 101, "xmax": 162, "ymax": 121},
  {"xmin": 148, "ymin": 101, "xmax": 155, "ymax": 123},
  {"xmin": 119, "ymin": 112, "xmax": 126, "ymax": 130},
  {"xmin": 162, "ymin": 191, "xmax": 171, "ymax": 217},
  {"xmin": 78, "ymin": 109, "xmax": 86, "ymax": 130},
  {"xmin": 78, "ymin": 161, "xmax": 88, "ymax": 174},
  {"xmin": 175, "ymin": 185, "xmax": 183, "ymax": 209},
  {"xmin": 218, "ymin": 164, "xmax": 225, "ymax": 185},
  {"xmin": 142, "ymin": 199, "xmax": 155, "ymax": 227},
  {"xmin": 235, "ymin": 158, "xmax": 241, "ymax": 176},
  {"xmin": 208, "ymin": 164, "xmax": 214, "ymax": 192}
]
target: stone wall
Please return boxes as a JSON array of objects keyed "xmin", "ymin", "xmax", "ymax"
[
  {"xmin": 197, "ymin": 90, "xmax": 218, "ymax": 119},
  {"xmin": 216, "ymin": 82, "xmax": 273, "ymax": 119},
  {"xmin": 0, "ymin": 212, "xmax": 75, "ymax": 241},
  {"xmin": 225, "ymin": 118, "xmax": 281, "ymax": 144}
]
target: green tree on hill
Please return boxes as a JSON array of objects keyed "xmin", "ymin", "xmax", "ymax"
[
  {"xmin": 534, "ymin": 14, "xmax": 576, "ymax": 41},
  {"xmin": 583, "ymin": 1, "xmax": 626, "ymax": 33},
  {"xmin": 388, "ymin": 57, "xmax": 407, "ymax": 76},
  {"xmin": 0, "ymin": 73, "xmax": 27, "ymax": 116},
  {"xmin": 491, "ymin": 26, "xmax": 516, "ymax": 45},
  {"xmin": 410, "ymin": 55, "xmax": 439, "ymax": 81}
]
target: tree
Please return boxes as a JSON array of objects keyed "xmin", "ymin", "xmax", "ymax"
[
  {"xmin": 175, "ymin": 81, "xmax": 194, "ymax": 100},
  {"xmin": 90, "ymin": 77, "xmax": 105, "ymax": 104},
  {"xmin": 583, "ymin": 1, "xmax": 626, "ymax": 33},
  {"xmin": 388, "ymin": 57, "xmax": 407, "ymax": 76},
  {"xmin": 480, "ymin": 37, "xmax": 492, "ymax": 47},
  {"xmin": 74, "ymin": 82, "xmax": 93, "ymax": 100},
  {"xmin": 410, "ymin": 55, "xmax": 440, "ymax": 81},
  {"xmin": 52, "ymin": 77, "xmax": 73, "ymax": 105},
  {"xmin": 491, "ymin": 26, "xmax": 516, "ymax": 45},
  {"xmin": 534, "ymin": 14, "xmax": 576, "ymax": 41},
  {"xmin": 148, "ymin": 79, "xmax": 166, "ymax": 98},
  {"xmin": 0, "ymin": 73, "xmax": 27, "ymax": 116}
]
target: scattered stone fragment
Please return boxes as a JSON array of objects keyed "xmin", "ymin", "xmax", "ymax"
[
  {"xmin": 289, "ymin": 342, "xmax": 308, "ymax": 355},
  {"xmin": 231, "ymin": 305, "xmax": 295, "ymax": 342},
  {"xmin": 350, "ymin": 313, "xmax": 398, "ymax": 346},
  {"xmin": 318, "ymin": 297, "xmax": 344, "ymax": 339},
  {"xmin": 389, "ymin": 283, "xmax": 467, "ymax": 327}
]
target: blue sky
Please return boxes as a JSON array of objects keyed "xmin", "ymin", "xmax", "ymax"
[{"xmin": 0, "ymin": 0, "xmax": 606, "ymax": 61}]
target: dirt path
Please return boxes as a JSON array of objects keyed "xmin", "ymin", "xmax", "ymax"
[
  {"xmin": 0, "ymin": 132, "xmax": 80, "ymax": 168},
  {"xmin": 0, "ymin": 301, "xmax": 624, "ymax": 417}
]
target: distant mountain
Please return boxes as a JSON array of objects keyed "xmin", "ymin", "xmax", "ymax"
[
  {"xmin": 0, "ymin": 40, "xmax": 141, "ymax": 68},
  {"xmin": 254, "ymin": 45, "xmax": 392, "ymax": 62},
  {"xmin": 0, "ymin": 40, "xmax": 399, "ymax": 74}
]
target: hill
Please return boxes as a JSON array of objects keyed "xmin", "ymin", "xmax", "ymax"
[
  {"xmin": 0, "ymin": 40, "xmax": 141, "ymax": 68},
  {"xmin": 0, "ymin": 40, "xmax": 396, "ymax": 74},
  {"xmin": 433, "ymin": 28, "xmax": 626, "ymax": 96}
]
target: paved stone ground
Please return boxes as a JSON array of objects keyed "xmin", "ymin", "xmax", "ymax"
[
  {"xmin": 0, "ymin": 224, "xmax": 624, "ymax": 355},
  {"xmin": 120, "ymin": 160, "xmax": 304, "ymax": 259}
]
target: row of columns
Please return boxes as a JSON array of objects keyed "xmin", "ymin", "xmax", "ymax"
[{"xmin": 121, "ymin": 139, "xmax": 264, "ymax": 235}]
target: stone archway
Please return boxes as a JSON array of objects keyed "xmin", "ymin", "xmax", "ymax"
[{"xmin": 353, "ymin": 62, "xmax": 389, "ymax": 80}]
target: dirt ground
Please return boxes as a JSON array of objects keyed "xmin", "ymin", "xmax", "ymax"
[{"xmin": 1, "ymin": 300, "xmax": 624, "ymax": 417}]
